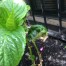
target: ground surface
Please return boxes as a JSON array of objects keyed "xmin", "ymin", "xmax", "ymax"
[{"xmin": 19, "ymin": 36, "xmax": 66, "ymax": 66}]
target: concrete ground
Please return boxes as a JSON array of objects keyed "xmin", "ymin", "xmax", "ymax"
[{"xmin": 28, "ymin": 16, "xmax": 66, "ymax": 28}]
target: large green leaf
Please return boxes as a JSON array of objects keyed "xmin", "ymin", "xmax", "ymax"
[
  {"xmin": 0, "ymin": 0, "xmax": 29, "ymax": 65},
  {"xmin": 0, "ymin": 0, "xmax": 30, "ymax": 30},
  {"xmin": 0, "ymin": 26, "xmax": 26, "ymax": 66}
]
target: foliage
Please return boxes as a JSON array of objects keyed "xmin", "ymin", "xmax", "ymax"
[
  {"xmin": 28, "ymin": 25, "xmax": 48, "ymax": 41},
  {"xmin": 0, "ymin": 0, "xmax": 48, "ymax": 66},
  {"xmin": 0, "ymin": 0, "xmax": 30, "ymax": 66},
  {"xmin": 27, "ymin": 25, "xmax": 48, "ymax": 66}
]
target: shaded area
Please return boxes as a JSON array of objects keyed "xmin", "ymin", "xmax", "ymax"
[
  {"xmin": 19, "ymin": 35, "xmax": 66, "ymax": 66},
  {"xmin": 43, "ymin": 36, "xmax": 66, "ymax": 66}
]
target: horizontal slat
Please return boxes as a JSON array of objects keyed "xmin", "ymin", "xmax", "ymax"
[
  {"xmin": 31, "ymin": 0, "xmax": 57, "ymax": 11},
  {"xmin": 64, "ymin": 0, "xmax": 66, "ymax": 10}
]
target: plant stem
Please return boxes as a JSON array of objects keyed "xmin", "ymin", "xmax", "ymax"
[
  {"xmin": 27, "ymin": 43, "xmax": 36, "ymax": 66},
  {"xmin": 32, "ymin": 40, "xmax": 43, "ymax": 66},
  {"xmin": 32, "ymin": 40, "xmax": 40, "ymax": 57},
  {"xmin": 29, "ymin": 48, "xmax": 36, "ymax": 66}
]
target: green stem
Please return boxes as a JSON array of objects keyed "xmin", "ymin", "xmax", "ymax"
[
  {"xmin": 32, "ymin": 40, "xmax": 39, "ymax": 56},
  {"xmin": 28, "ymin": 46, "xmax": 36, "ymax": 66},
  {"xmin": 27, "ymin": 44, "xmax": 33, "ymax": 61},
  {"xmin": 27, "ymin": 41, "xmax": 36, "ymax": 66},
  {"xmin": 32, "ymin": 40, "xmax": 42, "ymax": 61}
]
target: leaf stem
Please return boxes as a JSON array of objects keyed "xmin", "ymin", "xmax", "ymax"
[
  {"xmin": 27, "ymin": 43, "xmax": 36, "ymax": 66},
  {"xmin": 32, "ymin": 40, "xmax": 43, "ymax": 66}
]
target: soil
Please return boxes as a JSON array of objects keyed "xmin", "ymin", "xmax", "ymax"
[
  {"xmin": 43, "ymin": 36, "xmax": 66, "ymax": 66},
  {"xmin": 19, "ymin": 36, "xmax": 66, "ymax": 66}
]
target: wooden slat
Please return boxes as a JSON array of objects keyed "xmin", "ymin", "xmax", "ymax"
[
  {"xmin": 31, "ymin": 0, "xmax": 57, "ymax": 11},
  {"xmin": 64, "ymin": 0, "xmax": 66, "ymax": 10},
  {"xmin": 44, "ymin": 0, "xmax": 57, "ymax": 11}
]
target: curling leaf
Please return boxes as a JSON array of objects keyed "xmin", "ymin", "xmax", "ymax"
[{"xmin": 28, "ymin": 25, "xmax": 48, "ymax": 41}]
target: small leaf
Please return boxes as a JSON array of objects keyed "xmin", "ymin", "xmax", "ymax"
[
  {"xmin": 27, "ymin": 25, "xmax": 48, "ymax": 41},
  {"xmin": 31, "ymin": 55, "xmax": 35, "ymax": 62},
  {"xmin": 64, "ymin": 46, "xmax": 66, "ymax": 49}
]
